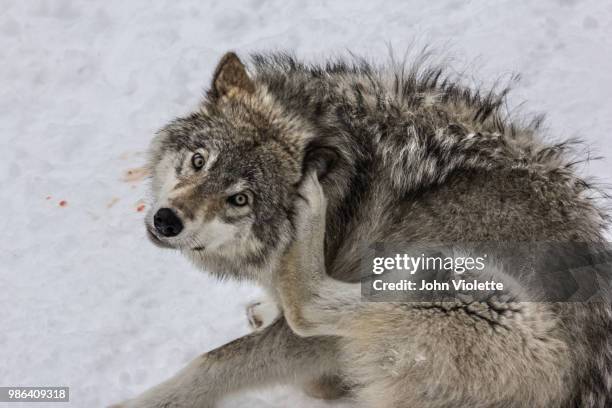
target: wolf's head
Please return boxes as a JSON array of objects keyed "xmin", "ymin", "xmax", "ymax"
[{"xmin": 146, "ymin": 52, "xmax": 320, "ymax": 281}]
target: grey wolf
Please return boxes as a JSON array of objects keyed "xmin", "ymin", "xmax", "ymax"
[{"xmin": 114, "ymin": 51, "xmax": 612, "ymax": 407}]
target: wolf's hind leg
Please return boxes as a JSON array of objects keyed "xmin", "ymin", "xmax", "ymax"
[
  {"xmin": 277, "ymin": 172, "xmax": 364, "ymax": 337},
  {"xmin": 278, "ymin": 173, "xmax": 571, "ymax": 408},
  {"xmin": 112, "ymin": 318, "xmax": 339, "ymax": 408}
]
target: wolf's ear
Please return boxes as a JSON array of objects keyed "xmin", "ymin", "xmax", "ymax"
[
  {"xmin": 210, "ymin": 52, "xmax": 255, "ymax": 99},
  {"xmin": 303, "ymin": 144, "xmax": 339, "ymax": 180}
]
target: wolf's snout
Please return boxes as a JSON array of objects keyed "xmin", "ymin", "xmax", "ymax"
[{"xmin": 153, "ymin": 208, "xmax": 183, "ymax": 237}]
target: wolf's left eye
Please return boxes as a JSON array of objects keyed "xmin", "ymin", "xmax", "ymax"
[
  {"xmin": 228, "ymin": 193, "xmax": 249, "ymax": 207},
  {"xmin": 191, "ymin": 153, "xmax": 205, "ymax": 170}
]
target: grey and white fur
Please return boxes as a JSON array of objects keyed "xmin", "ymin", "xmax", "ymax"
[{"xmin": 114, "ymin": 51, "xmax": 612, "ymax": 408}]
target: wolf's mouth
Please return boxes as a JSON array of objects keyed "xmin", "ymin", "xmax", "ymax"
[
  {"xmin": 146, "ymin": 226, "xmax": 207, "ymax": 252},
  {"xmin": 146, "ymin": 228, "xmax": 175, "ymax": 249}
]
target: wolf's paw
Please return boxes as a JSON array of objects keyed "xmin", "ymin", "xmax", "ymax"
[{"xmin": 246, "ymin": 298, "xmax": 280, "ymax": 331}]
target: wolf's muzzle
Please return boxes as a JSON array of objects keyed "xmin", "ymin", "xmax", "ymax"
[{"xmin": 153, "ymin": 208, "xmax": 184, "ymax": 237}]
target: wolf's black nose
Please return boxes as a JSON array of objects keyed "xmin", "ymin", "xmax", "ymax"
[{"xmin": 153, "ymin": 208, "xmax": 183, "ymax": 237}]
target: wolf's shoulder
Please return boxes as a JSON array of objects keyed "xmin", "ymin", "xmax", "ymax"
[{"xmin": 249, "ymin": 52, "xmax": 607, "ymax": 220}]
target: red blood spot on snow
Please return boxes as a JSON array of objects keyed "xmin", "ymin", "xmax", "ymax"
[
  {"xmin": 59, "ymin": 200, "xmax": 68, "ymax": 207},
  {"xmin": 122, "ymin": 167, "xmax": 149, "ymax": 183},
  {"xmin": 136, "ymin": 204, "xmax": 145, "ymax": 212}
]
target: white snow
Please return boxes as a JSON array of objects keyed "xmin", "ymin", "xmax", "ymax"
[{"xmin": 1, "ymin": 0, "xmax": 611, "ymax": 407}]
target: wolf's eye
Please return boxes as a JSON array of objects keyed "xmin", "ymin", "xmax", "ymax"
[
  {"xmin": 191, "ymin": 153, "xmax": 205, "ymax": 170},
  {"xmin": 228, "ymin": 193, "xmax": 249, "ymax": 207}
]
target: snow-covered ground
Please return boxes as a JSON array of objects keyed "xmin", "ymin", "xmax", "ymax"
[{"xmin": 1, "ymin": 0, "xmax": 611, "ymax": 407}]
